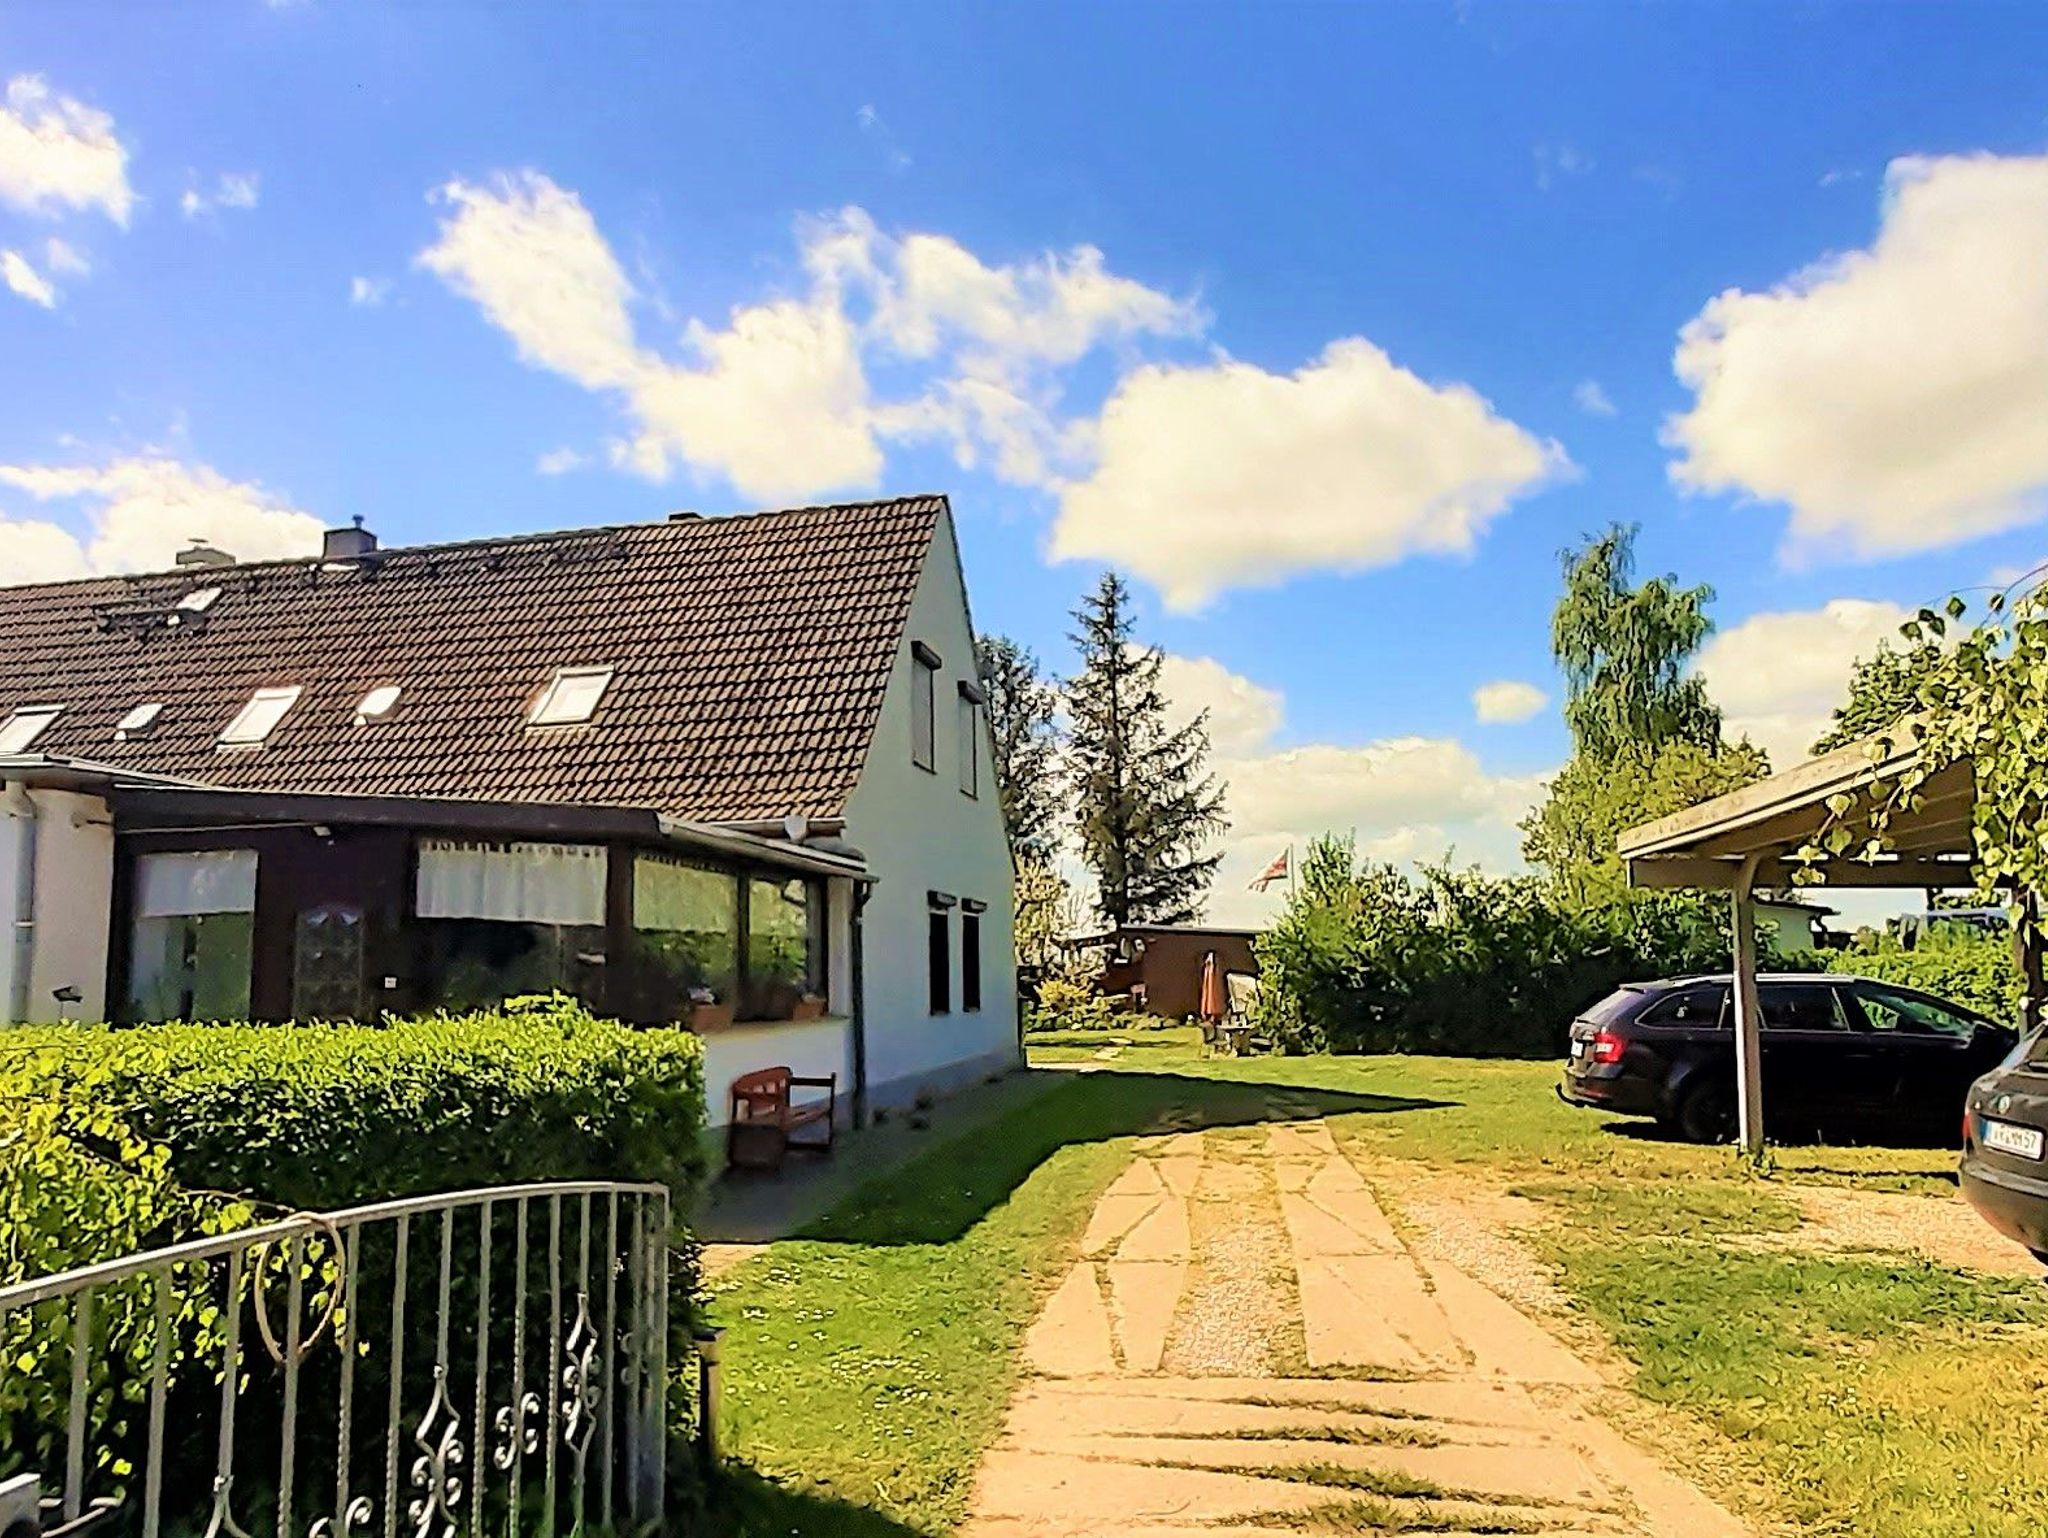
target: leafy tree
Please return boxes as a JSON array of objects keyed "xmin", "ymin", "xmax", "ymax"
[
  {"xmin": 1521, "ymin": 739, "xmax": 1769, "ymax": 909},
  {"xmin": 1013, "ymin": 854, "xmax": 1080, "ymax": 972},
  {"xmin": 1809, "ymin": 589, "xmax": 2048, "ymax": 983},
  {"xmin": 1552, "ymin": 524, "xmax": 1722, "ymax": 762},
  {"xmin": 1811, "ymin": 638, "xmax": 1945, "ymax": 754},
  {"xmin": 976, "ymin": 632, "xmax": 1064, "ymax": 854},
  {"xmin": 1066, "ymin": 571, "xmax": 1227, "ymax": 926},
  {"xmin": 1526, "ymin": 524, "xmax": 1762, "ymax": 909}
]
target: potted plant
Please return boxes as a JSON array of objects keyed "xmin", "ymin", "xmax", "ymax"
[
  {"xmin": 791, "ymin": 992, "xmax": 827, "ymax": 1021},
  {"xmin": 689, "ymin": 986, "xmax": 733, "ymax": 1031}
]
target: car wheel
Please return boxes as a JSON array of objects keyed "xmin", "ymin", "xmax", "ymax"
[{"xmin": 1678, "ymin": 1080, "xmax": 1737, "ymax": 1144}]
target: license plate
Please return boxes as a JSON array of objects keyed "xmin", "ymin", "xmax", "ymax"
[
  {"xmin": 1569, "ymin": 1039, "xmax": 1586, "ymax": 1059},
  {"xmin": 1982, "ymin": 1118, "xmax": 2045, "ymax": 1160}
]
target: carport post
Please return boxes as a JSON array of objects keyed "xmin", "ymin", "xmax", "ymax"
[{"xmin": 1730, "ymin": 849, "xmax": 1767, "ymax": 1157}]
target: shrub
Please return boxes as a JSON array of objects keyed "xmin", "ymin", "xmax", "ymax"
[
  {"xmin": 1, "ymin": 997, "xmax": 707, "ymax": 1517},
  {"xmin": 1254, "ymin": 836, "xmax": 1746, "ymax": 1058},
  {"xmin": 1031, "ymin": 975, "xmax": 1118, "ymax": 1030},
  {"xmin": 1836, "ymin": 928, "xmax": 2021, "ymax": 1023}
]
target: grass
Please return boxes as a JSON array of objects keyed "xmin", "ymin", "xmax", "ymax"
[
  {"xmin": 705, "ymin": 1064, "xmax": 1412, "ymax": 1532},
  {"xmin": 711, "ymin": 1032, "xmax": 2047, "ymax": 1536}
]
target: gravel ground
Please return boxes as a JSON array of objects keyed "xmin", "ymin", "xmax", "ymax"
[
  {"xmin": 1162, "ymin": 1134, "xmax": 1298, "ymax": 1375},
  {"xmin": 1354, "ymin": 1156, "xmax": 1573, "ymax": 1318},
  {"xmin": 1745, "ymin": 1185, "xmax": 2044, "ymax": 1277}
]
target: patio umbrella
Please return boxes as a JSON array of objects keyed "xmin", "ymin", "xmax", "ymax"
[{"xmin": 1199, "ymin": 949, "xmax": 1225, "ymax": 1022}]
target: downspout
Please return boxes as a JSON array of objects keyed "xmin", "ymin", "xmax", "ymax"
[
  {"xmin": 4, "ymin": 781, "xmax": 38, "ymax": 1025},
  {"xmin": 850, "ymin": 883, "xmax": 871, "ymax": 1128}
]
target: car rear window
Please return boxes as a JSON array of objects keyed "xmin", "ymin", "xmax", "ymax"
[
  {"xmin": 1637, "ymin": 984, "xmax": 1727, "ymax": 1027},
  {"xmin": 1581, "ymin": 988, "xmax": 1645, "ymax": 1025}
]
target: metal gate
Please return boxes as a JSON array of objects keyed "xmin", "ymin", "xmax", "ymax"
[{"xmin": 0, "ymin": 1181, "xmax": 673, "ymax": 1538}]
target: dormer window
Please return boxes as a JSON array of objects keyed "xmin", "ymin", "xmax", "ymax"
[
  {"xmin": 0, "ymin": 705, "xmax": 61, "ymax": 755},
  {"xmin": 355, "ymin": 684, "xmax": 402, "ymax": 725},
  {"xmin": 529, "ymin": 667, "xmax": 613, "ymax": 727},
  {"xmin": 115, "ymin": 702, "xmax": 164, "ymax": 741},
  {"xmin": 219, "ymin": 686, "xmax": 302, "ymax": 747}
]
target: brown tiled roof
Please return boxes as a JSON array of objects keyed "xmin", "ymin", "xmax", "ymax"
[{"xmin": 0, "ymin": 496, "xmax": 945, "ymax": 823}]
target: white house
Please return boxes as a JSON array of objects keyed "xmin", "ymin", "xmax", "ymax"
[{"xmin": 0, "ymin": 495, "xmax": 1019, "ymax": 1127}]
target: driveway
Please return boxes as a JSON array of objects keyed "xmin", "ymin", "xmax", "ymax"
[{"xmin": 962, "ymin": 1118, "xmax": 1749, "ymax": 1537}]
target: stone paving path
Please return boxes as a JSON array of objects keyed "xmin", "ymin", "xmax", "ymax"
[{"xmin": 963, "ymin": 1119, "xmax": 1749, "ymax": 1538}]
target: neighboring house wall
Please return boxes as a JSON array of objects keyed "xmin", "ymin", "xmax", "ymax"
[
  {"xmin": 1, "ymin": 786, "xmax": 115, "ymax": 1024},
  {"xmin": 842, "ymin": 510, "xmax": 1019, "ymax": 1105},
  {"xmin": 1101, "ymin": 930, "xmax": 1260, "ymax": 1018},
  {"xmin": 1755, "ymin": 902, "xmax": 1819, "ymax": 955}
]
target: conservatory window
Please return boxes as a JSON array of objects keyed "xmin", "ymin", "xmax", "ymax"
[{"xmin": 124, "ymin": 849, "xmax": 257, "ymax": 1022}]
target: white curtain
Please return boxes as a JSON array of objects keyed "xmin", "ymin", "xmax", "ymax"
[
  {"xmin": 135, "ymin": 850, "xmax": 258, "ymax": 918},
  {"xmin": 416, "ymin": 840, "xmax": 607, "ymax": 925}
]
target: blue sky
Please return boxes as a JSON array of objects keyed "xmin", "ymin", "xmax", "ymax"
[{"xmin": 5, "ymin": 2, "xmax": 2048, "ymax": 921}]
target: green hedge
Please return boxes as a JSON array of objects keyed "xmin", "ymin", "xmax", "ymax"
[
  {"xmin": 1836, "ymin": 930, "xmax": 2022, "ymax": 1024},
  {"xmin": 1, "ymin": 997, "xmax": 707, "ymax": 1522}
]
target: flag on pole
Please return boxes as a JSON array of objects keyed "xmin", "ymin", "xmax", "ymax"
[{"xmin": 1249, "ymin": 848, "xmax": 1290, "ymax": 891}]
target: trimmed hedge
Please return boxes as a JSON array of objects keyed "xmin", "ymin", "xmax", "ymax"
[
  {"xmin": 1836, "ymin": 930, "xmax": 2022, "ymax": 1024},
  {"xmin": 1, "ymin": 997, "xmax": 706, "ymax": 1518}
]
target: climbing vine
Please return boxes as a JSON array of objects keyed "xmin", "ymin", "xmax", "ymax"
[{"xmin": 1799, "ymin": 582, "xmax": 2048, "ymax": 944}]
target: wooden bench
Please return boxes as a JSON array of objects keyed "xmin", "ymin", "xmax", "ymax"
[{"xmin": 726, "ymin": 1066, "xmax": 837, "ymax": 1172}]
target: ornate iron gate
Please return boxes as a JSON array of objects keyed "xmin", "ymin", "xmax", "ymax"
[{"xmin": 0, "ymin": 1181, "xmax": 673, "ymax": 1538}]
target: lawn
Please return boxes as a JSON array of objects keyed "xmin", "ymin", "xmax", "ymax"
[{"xmin": 707, "ymin": 1030, "xmax": 2048, "ymax": 1537}]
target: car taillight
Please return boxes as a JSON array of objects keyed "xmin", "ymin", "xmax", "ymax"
[
  {"xmin": 1590, "ymin": 1029, "xmax": 1624, "ymax": 1065},
  {"xmin": 1962, "ymin": 1106, "xmax": 1973, "ymax": 1147}
]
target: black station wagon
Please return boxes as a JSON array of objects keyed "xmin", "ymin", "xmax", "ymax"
[{"xmin": 1559, "ymin": 973, "xmax": 2016, "ymax": 1143}]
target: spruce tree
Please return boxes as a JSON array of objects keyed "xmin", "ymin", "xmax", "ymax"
[
  {"xmin": 1066, "ymin": 571, "xmax": 1227, "ymax": 926},
  {"xmin": 976, "ymin": 632, "xmax": 1063, "ymax": 855}
]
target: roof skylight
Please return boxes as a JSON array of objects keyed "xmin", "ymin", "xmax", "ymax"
[
  {"xmin": 115, "ymin": 702, "xmax": 165, "ymax": 740},
  {"xmin": 219, "ymin": 686, "xmax": 302, "ymax": 747},
  {"xmin": 529, "ymin": 667, "xmax": 613, "ymax": 727},
  {"xmin": 167, "ymin": 587, "xmax": 223, "ymax": 627},
  {"xmin": 355, "ymin": 684, "xmax": 402, "ymax": 725},
  {"xmin": 0, "ymin": 705, "xmax": 62, "ymax": 755}
]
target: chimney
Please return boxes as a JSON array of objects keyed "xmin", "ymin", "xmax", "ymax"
[
  {"xmin": 175, "ymin": 539, "xmax": 235, "ymax": 569},
  {"xmin": 323, "ymin": 516, "xmax": 378, "ymax": 561}
]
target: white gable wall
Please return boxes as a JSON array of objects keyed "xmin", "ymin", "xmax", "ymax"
[{"xmin": 842, "ymin": 507, "xmax": 1020, "ymax": 1104}]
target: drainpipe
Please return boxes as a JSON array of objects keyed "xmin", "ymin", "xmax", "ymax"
[
  {"xmin": 850, "ymin": 883, "xmax": 871, "ymax": 1128},
  {"xmin": 3, "ymin": 781, "xmax": 38, "ymax": 1026}
]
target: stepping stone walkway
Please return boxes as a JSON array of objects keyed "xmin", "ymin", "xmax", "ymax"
[{"xmin": 965, "ymin": 1119, "xmax": 1749, "ymax": 1538}]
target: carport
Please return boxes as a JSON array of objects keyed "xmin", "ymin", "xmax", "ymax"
[{"xmin": 1618, "ymin": 732, "xmax": 2045, "ymax": 1155}]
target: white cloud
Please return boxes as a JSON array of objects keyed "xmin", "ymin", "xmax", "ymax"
[
  {"xmin": 349, "ymin": 275, "xmax": 391, "ymax": 307},
  {"xmin": 0, "ymin": 456, "xmax": 325, "ymax": 584},
  {"xmin": 3, "ymin": 248, "xmax": 55, "ymax": 307},
  {"xmin": 1149, "ymin": 652, "xmax": 1545, "ymax": 925},
  {"xmin": 420, "ymin": 179, "xmax": 1197, "ymax": 504},
  {"xmin": 1668, "ymin": 152, "xmax": 2048, "ymax": 559},
  {"xmin": 0, "ymin": 75, "xmax": 132, "ymax": 225},
  {"xmin": 535, "ymin": 446, "xmax": 587, "ymax": 476},
  {"xmin": 1051, "ymin": 339, "xmax": 1566, "ymax": 610},
  {"xmin": 181, "ymin": 171, "xmax": 260, "ymax": 220},
  {"xmin": 1573, "ymin": 378, "xmax": 1616, "ymax": 417},
  {"xmin": 1693, "ymin": 597, "xmax": 1910, "ymax": 765},
  {"xmin": 1159, "ymin": 653, "xmax": 1285, "ymax": 758},
  {"xmin": 1534, "ymin": 142, "xmax": 1592, "ymax": 192},
  {"xmin": 854, "ymin": 103, "xmax": 912, "ymax": 174},
  {"xmin": 1473, "ymin": 680, "xmax": 1548, "ymax": 724},
  {"xmin": 43, "ymin": 236, "xmax": 87, "ymax": 276},
  {"xmin": 1205, "ymin": 733, "xmax": 1546, "ymax": 926}
]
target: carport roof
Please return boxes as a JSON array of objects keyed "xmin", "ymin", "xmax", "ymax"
[{"xmin": 1618, "ymin": 727, "xmax": 1978, "ymax": 891}]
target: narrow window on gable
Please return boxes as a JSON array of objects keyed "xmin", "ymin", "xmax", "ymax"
[
  {"xmin": 219, "ymin": 687, "xmax": 301, "ymax": 747},
  {"xmin": 927, "ymin": 890, "xmax": 955, "ymax": 1014},
  {"xmin": 0, "ymin": 705, "xmax": 62, "ymax": 755},
  {"xmin": 530, "ymin": 666, "xmax": 614, "ymax": 727},
  {"xmin": 910, "ymin": 641, "xmax": 939, "ymax": 771},
  {"xmin": 957, "ymin": 679, "xmax": 984, "ymax": 798},
  {"xmin": 961, "ymin": 904, "xmax": 983, "ymax": 1013}
]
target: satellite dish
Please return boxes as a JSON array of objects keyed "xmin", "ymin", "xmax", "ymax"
[{"xmin": 782, "ymin": 814, "xmax": 811, "ymax": 844}]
